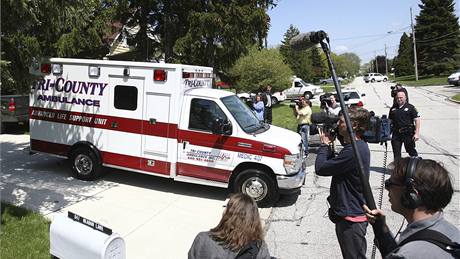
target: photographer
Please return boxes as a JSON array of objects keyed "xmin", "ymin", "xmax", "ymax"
[
  {"xmin": 326, "ymin": 94, "xmax": 341, "ymax": 115},
  {"xmin": 315, "ymin": 107, "xmax": 372, "ymax": 259},
  {"xmin": 364, "ymin": 157, "xmax": 459, "ymax": 258},
  {"xmin": 293, "ymin": 97, "xmax": 312, "ymax": 157},
  {"xmin": 389, "ymin": 89, "xmax": 420, "ymax": 159}
]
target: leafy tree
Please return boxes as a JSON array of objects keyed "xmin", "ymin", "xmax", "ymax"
[
  {"xmin": 230, "ymin": 47, "xmax": 292, "ymax": 93},
  {"xmin": 311, "ymin": 47, "xmax": 325, "ymax": 81},
  {"xmin": 279, "ymin": 24, "xmax": 313, "ymax": 81},
  {"xmin": 173, "ymin": 1, "xmax": 275, "ymax": 76},
  {"xmin": 337, "ymin": 52, "xmax": 361, "ymax": 77},
  {"xmin": 393, "ymin": 33, "xmax": 413, "ymax": 76},
  {"xmin": 415, "ymin": 0, "xmax": 460, "ymax": 75},
  {"xmin": 1, "ymin": 0, "xmax": 115, "ymax": 94}
]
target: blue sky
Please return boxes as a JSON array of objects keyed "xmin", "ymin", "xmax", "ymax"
[{"xmin": 267, "ymin": 0, "xmax": 460, "ymax": 64}]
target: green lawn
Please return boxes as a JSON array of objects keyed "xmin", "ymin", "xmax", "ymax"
[
  {"xmin": 394, "ymin": 75, "xmax": 448, "ymax": 86},
  {"xmin": 272, "ymin": 103, "xmax": 320, "ymax": 132},
  {"xmin": 452, "ymin": 93, "xmax": 460, "ymax": 101},
  {"xmin": 1, "ymin": 202, "xmax": 50, "ymax": 259}
]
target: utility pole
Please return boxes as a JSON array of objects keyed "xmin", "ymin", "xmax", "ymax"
[
  {"xmin": 410, "ymin": 7, "xmax": 419, "ymax": 81},
  {"xmin": 374, "ymin": 51, "xmax": 378, "ymax": 73},
  {"xmin": 385, "ymin": 44, "xmax": 388, "ymax": 76}
]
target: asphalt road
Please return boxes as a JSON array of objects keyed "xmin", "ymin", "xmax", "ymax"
[{"xmin": 265, "ymin": 78, "xmax": 460, "ymax": 259}]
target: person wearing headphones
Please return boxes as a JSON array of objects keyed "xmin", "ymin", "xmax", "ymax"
[{"xmin": 364, "ymin": 157, "xmax": 459, "ymax": 258}]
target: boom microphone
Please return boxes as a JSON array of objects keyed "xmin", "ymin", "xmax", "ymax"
[{"xmin": 290, "ymin": 30, "xmax": 328, "ymax": 50}]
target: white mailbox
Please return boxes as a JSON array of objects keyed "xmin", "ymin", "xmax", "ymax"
[{"xmin": 50, "ymin": 212, "xmax": 125, "ymax": 259}]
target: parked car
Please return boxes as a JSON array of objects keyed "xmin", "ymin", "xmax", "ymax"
[
  {"xmin": 1, "ymin": 95, "xmax": 29, "ymax": 133},
  {"xmin": 283, "ymin": 77, "xmax": 323, "ymax": 100},
  {"xmin": 319, "ymin": 77, "xmax": 344, "ymax": 85},
  {"xmin": 363, "ymin": 73, "xmax": 388, "ymax": 83},
  {"xmin": 332, "ymin": 88, "xmax": 366, "ymax": 107},
  {"xmin": 448, "ymin": 69, "xmax": 460, "ymax": 86},
  {"xmin": 271, "ymin": 91, "xmax": 285, "ymax": 105}
]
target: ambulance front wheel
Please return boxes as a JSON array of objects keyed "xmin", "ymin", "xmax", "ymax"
[
  {"xmin": 233, "ymin": 169, "xmax": 279, "ymax": 207},
  {"xmin": 70, "ymin": 147, "xmax": 102, "ymax": 181}
]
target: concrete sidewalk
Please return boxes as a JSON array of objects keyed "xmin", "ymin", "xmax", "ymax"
[{"xmin": 1, "ymin": 133, "xmax": 271, "ymax": 259}]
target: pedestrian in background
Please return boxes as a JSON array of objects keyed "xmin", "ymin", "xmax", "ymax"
[
  {"xmin": 262, "ymin": 85, "xmax": 273, "ymax": 124},
  {"xmin": 188, "ymin": 193, "xmax": 271, "ymax": 259},
  {"xmin": 364, "ymin": 157, "xmax": 459, "ymax": 258},
  {"xmin": 253, "ymin": 94, "xmax": 265, "ymax": 121},
  {"xmin": 389, "ymin": 90, "xmax": 420, "ymax": 159},
  {"xmin": 315, "ymin": 107, "xmax": 372, "ymax": 259},
  {"xmin": 293, "ymin": 97, "xmax": 312, "ymax": 157}
]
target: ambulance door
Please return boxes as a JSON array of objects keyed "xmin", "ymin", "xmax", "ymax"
[
  {"xmin": 105, "ymin": 76, "xmax": 144, "ymax": 170},
  {"xmin": 140, "ymin": 92, "xmax": 171, "ymax": 175},
  {"xmin": 177, "ymin": 97, "xmax": 234, "ymax": 183}
]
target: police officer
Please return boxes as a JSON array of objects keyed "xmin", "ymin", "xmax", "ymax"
[{"xmin": 389, "ymin": 90, "xmax": 420, "ymax": 159}]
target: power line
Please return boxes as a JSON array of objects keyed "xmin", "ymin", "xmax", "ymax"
[{"xmin": 333, "ymin": 26, "xmax": 410, "ymax": 41}]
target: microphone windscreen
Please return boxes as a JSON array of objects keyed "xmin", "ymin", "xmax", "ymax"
[{"xmin": 290, "ymin": 32, "xmax": 317, "ymax": 50}]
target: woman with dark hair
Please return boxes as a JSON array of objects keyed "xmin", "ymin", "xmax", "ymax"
[{"xmin": 188, "ymin": 193, "xmax": 271, "ymax": 259}]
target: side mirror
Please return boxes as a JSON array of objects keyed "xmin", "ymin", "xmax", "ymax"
[
  {"xmin": 361, "ymin": 93, "xmax": 366, "ymax": 97},
  {"xmin": 212, "ymin": 119, "xmax": 232, "ymax": 135}
]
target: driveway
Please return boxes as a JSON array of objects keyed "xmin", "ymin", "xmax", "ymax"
[{"xmin": 1, "ymin": 133, "xmax": 270, "ymax": 258}]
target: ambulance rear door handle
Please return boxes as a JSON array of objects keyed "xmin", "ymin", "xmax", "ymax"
[
  {"xmin": 149, "ymin": 118, "xmax": 156, "ymax": 125},
  {"xmin": 111, "ymin": 121, "xmax": 118, "ymax": 128},
  {"xmin": 183, "ymin": 141, "xmax": 189, "ymax": 149}
]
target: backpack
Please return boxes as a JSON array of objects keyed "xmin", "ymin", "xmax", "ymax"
[
  {"xmin": 235, "ymin": 240, "xmax": 261, "ymax": 259},
  {"xmin": 397, "ymin": 229, "xmax": 460, "ymax": 258},
  {"xmin": 363, "ymin": 114, "xmax": 392, "ymax": 144}
]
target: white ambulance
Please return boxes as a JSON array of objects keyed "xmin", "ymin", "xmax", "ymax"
[{"xmin": 29, "ymin": 58, "xmax": 306, "ymax": 206}]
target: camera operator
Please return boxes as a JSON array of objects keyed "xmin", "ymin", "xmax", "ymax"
[
  {"xmin": 364, "ymin": 157, "xmax": 459, "ymax": 258},
  {"xmin": 315, "ymin": 107, "xmax": 372, "ymax": 259},
  {"xmin": 326, "ymin": 94, "xmax": 341, "ymax": 115},
  {"xmin": 293, "ymin": 97, "xmax": 312, "ymax": 157},
  {"xmin": 389, "ymin": 89, "xmax": 420, "ymax": 159}
]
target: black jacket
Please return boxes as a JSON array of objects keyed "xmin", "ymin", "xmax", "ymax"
[{"xmin": 315, "ymin": 140, "xmax": 370, "ymax": 217}]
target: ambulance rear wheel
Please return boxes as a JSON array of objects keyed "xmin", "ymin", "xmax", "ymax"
[
  {"xmin": 70, "ymin": 147, "xmax": 102, "ymax": 181},
  {"xmin": 233, "ymin": 169, "xmax": 279, "ymax": 207}
]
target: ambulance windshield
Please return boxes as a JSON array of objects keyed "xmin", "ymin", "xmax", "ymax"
[{"xmin": 221, "ymin": 95, "xmax": 268, "ymax": 134}]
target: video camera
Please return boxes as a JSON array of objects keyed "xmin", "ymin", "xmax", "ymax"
[
  {"xmin": 390, "ymin": 84, "xmax": 404, "ymax": 98},
  {"xmin": 319, "ymin": 93, "xmax": 333, "ymax": 109},
  {"xmin": 311, "ymin": 111, "xmax": 340, "ymax": 139}
]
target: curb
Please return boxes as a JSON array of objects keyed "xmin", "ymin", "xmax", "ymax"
[{"xmin": 447, "ymin": 97, "xmax": 460, "ymax": 104}]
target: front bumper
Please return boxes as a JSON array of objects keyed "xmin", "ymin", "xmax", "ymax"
[
  {"xmin": 276, "ymin": 164, "xmax": 306, "ymax": 191},
  {"xmin": 448, "ymin": 78, "xmax": 459, "ymax": 85}
]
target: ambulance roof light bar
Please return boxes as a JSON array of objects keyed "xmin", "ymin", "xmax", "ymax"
[
  {"xmin": 41, "ymin": 63, "xmax": 51, "ymax": 74},
  {"xmin": 154, "ymin": 69, "xmax": 167, "ymax": 81}
]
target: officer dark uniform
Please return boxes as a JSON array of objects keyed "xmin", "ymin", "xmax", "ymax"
[{"xmin": 389, "ymin": 101, "xmax": 420, "ymax": 159}]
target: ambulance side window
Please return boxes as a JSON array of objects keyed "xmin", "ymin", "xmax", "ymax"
[
  {"xmin": 114, "ymin": 85, "xmax": 138, "ymax": 111},
  {"xmin": 189, "ymin": 98, "xmax": 227, "ymax": 132}
]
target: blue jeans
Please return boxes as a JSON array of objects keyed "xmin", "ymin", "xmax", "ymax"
[{"xmin": 297, "ymin": 124, "xmax": 309, "ymax": 156}]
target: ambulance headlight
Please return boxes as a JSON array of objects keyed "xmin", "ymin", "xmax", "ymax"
[
  {"xmin": 88, "ymin": 66, "xmax": 100, "ymax": 77},
  {"xmin": 52, "ymin": 64, "xmax": 62, "ymax": 75},
  {"xmin": 283, "ymin": 153, "xmax": 301, "ymax": 175}
]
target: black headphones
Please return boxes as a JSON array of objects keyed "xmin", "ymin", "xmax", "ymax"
[{"xmin": 401, "ymin": 157, "xmax": 422, "ymax": 209}]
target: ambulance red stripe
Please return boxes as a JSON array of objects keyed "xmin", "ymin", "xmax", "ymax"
[{"xmin": 30, "ymin": 107, "xmax": 292, "ymax": 159}]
